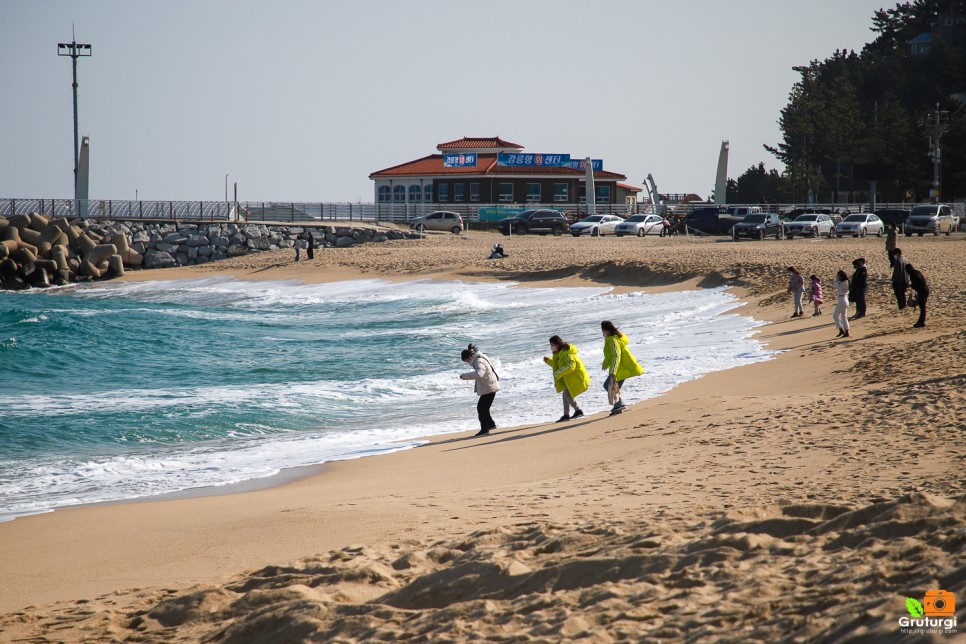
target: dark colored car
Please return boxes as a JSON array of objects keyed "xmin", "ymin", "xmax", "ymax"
[
  {"xmin": 498, "ymin": 209, "xmax": 569, "ymax": 236},
  {"xmin": 873, "ymin": 208, "xmax": 911, "ymax": 229},
  {"xmin": 685, "ymin": 206, "xmax": 743, "ymax": 235},
  {"xmin": 732, "ymin": 213, "xmax": 784, "ymax": 240}
]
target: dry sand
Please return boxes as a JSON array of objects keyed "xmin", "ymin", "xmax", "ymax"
[{"xmin": 1, "ymin": 230, "xmax": 963, "ymax": 642}]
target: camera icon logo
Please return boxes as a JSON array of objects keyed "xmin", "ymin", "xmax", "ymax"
[{"xmin": 924, "ymin": 589, "xmax": 955, "ymax": 617}]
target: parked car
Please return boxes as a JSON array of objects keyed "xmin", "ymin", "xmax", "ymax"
[
  {"xmin": 498, "ymin": 209, "xmax": 569, "ymax": 236},
  {"xmin": 569, "ymin": 214, "xmax": 624, "ymax": 237},
  {"xmin": 785, "ymin": 213, "xmax": 834, "ymax": 238},
  {"xmin": 409, "ymin": 211, "xmax": 464, "ymax": 234},
  {"xmin": 728, "ymin": 206, "xmax": 763, "ymax": 218},
  {"xmin": 834, "ymin": 213, "xmax": 884, "ymax": 237},
  {"xmin": 685, "ymin": 206, "xmax": 743, "ymax": 235},
  {"xmin": 904, "ymin": 204, "xmax": 956, "ymax": 236},
  {"xmin": 784, "ymin": 208, "xmax": 839, "ymax": 225},
  {"xmin": 873, "ymin": 208, "xmax": 911, "ymax": 230},
  {"xmin": 614, "ymin": 214, "xmax": 664, "ymax": 237},
  {"xmin": 732, "ymin": 213, "xmax": 784, "ymax": 240}
]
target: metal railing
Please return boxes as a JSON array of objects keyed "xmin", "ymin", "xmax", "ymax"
[{"xmin": 2, "ymin": 198, "xmax": 962, "ymax": 225}]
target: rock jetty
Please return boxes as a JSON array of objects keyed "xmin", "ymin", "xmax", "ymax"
[{"xmin": 0, "ymin": 215, "xmax": 418, "ymax": 289}]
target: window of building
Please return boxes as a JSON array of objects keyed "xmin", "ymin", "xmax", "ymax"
[
  {"xmin": 526, "ymin": 183, "xmax": 541, "ymax": 202},
  {"xmin": 409, "ymin": 185, "xmax": 421, "ymax": 202},
  {"xmin": 470, "ymin": 182, "xmax": 480, "ymax": 202},
  {"xmin": 554, "ymin": 183, "xmax": 568, "ymax": 202},
  {"xmin": 499, "ymin": 183, "xmax": 513, "ymax": 202},
  {"xmin": 378, "ymin": 186, "xmax": 391, "ymax": 203},
  {"xmin": 454, "ymin": 183, "xmax": 465, "ymax": 202},
  {"xmin": 393, "ymin": 185, "xmax": 406, "ymax": 202},
  {"xmin": 424, "ymin": 185, "xmax": 433, "ymax": 203},
  {"xmin": 578, "ymin": 186, "xmax": 586, "ymax": 203},
  {"xmin": 438, "ymin": 183, "xmax": 449, "ymax": 202},
  {"xmin": 596, "ymin": 185, "xmax": 611, "ymax": 203}
]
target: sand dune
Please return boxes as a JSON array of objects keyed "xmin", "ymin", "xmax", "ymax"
[{"xmin": 2, "ymin": 231, "xmax": 964, "ymax": 641}]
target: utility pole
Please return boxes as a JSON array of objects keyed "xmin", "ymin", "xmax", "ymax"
[
  {"xmin": 58, "ymin": 29, "xmax": 91, "ymax": 200},
  {"xmin": 925, "ymin": 103, "xmax": 949, "ymax": 203}
]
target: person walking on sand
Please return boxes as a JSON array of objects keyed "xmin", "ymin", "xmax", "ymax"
[
  {"xmin": 833, "ymin": 270, "xmax": 851, "ymax": 338},
  {"xmin": 850, "ymin": 258, "xmax": 868, "ymax": 319},
  {"xmin": 306, "ymin": 231, "xmax": 315, "ymax": 260},
  {"xmin": 886, "ymin": 224, "xmax": 899, "ymax": 267},
  {"xmin": 787, "ymin": 266, "xmax": 805, "ymax": 318},
  {"xmin": 600, "ymin": 321, "xmax": 644, "ymax": 416},
  {"xmin": 460, "ymin": 343, "xmax": 501, "ymax": 437},
  {"xmin": 891, "ymin": 248, "xmax": 910, "ymax": 310},
  {"xmin": 808, "ymin": 275, "xmax": 824, "ymax": 316},
  {"xmin": 906, "ymin": 263, "xmax": 929, "ymax": 328},
  {"xmin": 544, "ymin": 335, "xmax": 590, "ymax": 423}
]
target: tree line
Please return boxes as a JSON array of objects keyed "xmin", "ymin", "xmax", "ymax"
[{"xmin": 727, "ymin": 0, "xmax": 965, "ymax": 205}]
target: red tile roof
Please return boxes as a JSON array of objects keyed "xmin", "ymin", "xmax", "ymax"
[
  {"xmin": 617, "ymin": 183, "xmax": 642, "ymax": 192},
  {"xmin": 370, "ymin": 154, "xmax": 627, "ymax": 181},
  {"xmin": 436, "ymin": 136, "xmax": 523, "ymax": 150}
]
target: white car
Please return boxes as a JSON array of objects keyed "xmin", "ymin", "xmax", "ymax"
[
  {"xmin": 835, "ymin": 213, "xmax": 884, "ymax": 238},
  {"xmin": 786, "ymin": 213, "xmax": 834, "ymax": 238},
  {"xmin": 570, "ymin": 214, "xmax": 624, "ymax": 237},
  {"xmin": 614, "ymin": 214, "xmax": 664, "ymax": 237},
  {"xmin": 409, "ymin": 211, "xmax": 464, "ymax": 234}
]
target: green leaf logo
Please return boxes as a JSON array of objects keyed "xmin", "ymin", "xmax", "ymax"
[{"xmin": 906, "ymin": 597, "xmax": 924, "ymax": 617}]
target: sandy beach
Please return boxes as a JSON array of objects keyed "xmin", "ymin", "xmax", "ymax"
[{"xmin": 1, "ymin": 230, "xmax": 963, "ymax": 642}]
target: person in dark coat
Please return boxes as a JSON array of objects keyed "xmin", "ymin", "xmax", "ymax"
[
  {"xmin": 306, "ymin": 231, "xmax": 315, "ymax": 260},
  {"xmin": 891, "ymin": 248, "xmax": 910, "ymax": 310},
  {"xmin": 850, "ymin": 257, "xmax": 868, "ymax": 319},
  {"xmin": 885, "ymin": 224, "xmax": 898, "ymax": 267},
  {"xmin": 906, "ymin": 263, "xmax": 929, "ymax": 328}
]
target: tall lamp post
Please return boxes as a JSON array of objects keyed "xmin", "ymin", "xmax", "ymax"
[
  {"xmin": 225, "ymin": 173, "xmax": 230, "ymax": 201},
  {"xmin": 58, "ymin": 33, "xmax": 91, "ymax": 200}
]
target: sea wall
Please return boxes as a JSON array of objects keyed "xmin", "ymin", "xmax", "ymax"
[{"xmin": 0, "ymin": 214, "xmax": 418, "ymax": 289}]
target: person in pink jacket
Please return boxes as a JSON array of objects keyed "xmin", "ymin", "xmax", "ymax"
[{"xmin": 808, "ymin": 275, "xmax": 824, "ymax": 316}]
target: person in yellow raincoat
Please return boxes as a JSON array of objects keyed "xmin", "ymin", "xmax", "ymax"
[
  {"xmin": 600, "ymin": 320, "xmax": 645, "ymax": 416},
  {"xmin": 543, "ymin": 335, "xmax": 590, "ymax": 422}
]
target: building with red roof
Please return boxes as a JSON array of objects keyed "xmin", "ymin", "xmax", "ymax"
[{"xmin": 369, "ymin": 137, "xmax": 639, "ymax": 207}]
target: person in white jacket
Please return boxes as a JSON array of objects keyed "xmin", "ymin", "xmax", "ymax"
[
  {"xmin": 460, "ymin": 343, "xmax": 501, "ymax": 436},
  {"xmin": 833, "ymin": 270, "xmax": 851, "ymax": 338}
]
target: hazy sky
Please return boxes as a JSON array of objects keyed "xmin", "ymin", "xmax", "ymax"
[{"xmin": 1, "ymin": 1, "xmax": 892, "ymax": 203}]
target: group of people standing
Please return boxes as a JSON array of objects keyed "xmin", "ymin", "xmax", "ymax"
[
  {"xmin": 294, "ymin": 231, "xmax": 315, "ymax": 262},
  {"xmin": 887, "ymin": 225, "xmax": 930, "ymax": 328},
  {"xmin": 785, "ymin": 222, "xmax": 930, "ymax": 336},
  {"xmin": 459, "ymin": 321, "xmax": 644, "ymax": 437}
]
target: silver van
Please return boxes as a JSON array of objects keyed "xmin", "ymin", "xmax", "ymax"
[{"xmin": 905, "ymin": 205, "xmax": 955, "ymax": 236}]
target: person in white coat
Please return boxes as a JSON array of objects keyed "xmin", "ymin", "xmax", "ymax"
[
  {"xmin": 460, "ymin": 343, "xmax": 501, "ymax": 436},
  {"xmin": 833, "ymin": 270, "xmax": 851, "ymax": 338}
]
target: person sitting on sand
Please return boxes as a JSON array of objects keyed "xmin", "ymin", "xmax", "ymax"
[
  {"xmin": 543, "ymin": 335, "xmax": 590, "ymax": 423},
  {"xmin": 460, "ymin": 343, "xmax": 501, "ymax": 437},
  {"xmin": 808, "ymin": 275, "xmax": 823, "ymax": 316},
  {"xmin": 833, "ymin": 270, "xmax": 850, "ymax": 338},
  {"xmin": 787, "ymin": 267, "xmax": 805, "ymax": 318},
  {"xmin": 488, "ymin": 243, "xmax": 508, "ymax": 259},
  {"xmin": 600, "ymin": 321, "xmax": 644, "ymax": 416}
]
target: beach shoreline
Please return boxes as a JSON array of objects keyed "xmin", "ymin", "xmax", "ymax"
[{"xmin": 1, "ymin": 232, "xmax": 963, "ymax": 641}]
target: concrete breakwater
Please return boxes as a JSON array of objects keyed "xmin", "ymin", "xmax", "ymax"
[{"xmin": 0, "ymin": 214, "xmax": 419, "ymax": 289}]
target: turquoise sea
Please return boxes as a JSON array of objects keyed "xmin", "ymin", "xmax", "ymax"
[{"xmin": 0, "ymin": 277, "xmax": 775, "ymax": 520}]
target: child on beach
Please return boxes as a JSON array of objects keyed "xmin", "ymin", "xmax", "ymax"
[
  {"xmin": 787, "ymin": 267, "xmax": 805, "ymax": 318},
  {"xmin": 543, "ymin": 335, "xmax": 590, "ymax": 423},
  {"xmin": 459, "ymin": 343, "xmax": 501, "ymax": 437},
  {"xmin": 600, "ymin": 321, "xmax": 644, "ymax": 416},
  {"xmin": 808, "ymin": 275, "xmax": 823, "ymax": 316}
]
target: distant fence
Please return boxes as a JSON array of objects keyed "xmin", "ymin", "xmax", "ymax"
[{"xmin": 1, "ymin": 198, "xmax": 962, "ymax": 224}]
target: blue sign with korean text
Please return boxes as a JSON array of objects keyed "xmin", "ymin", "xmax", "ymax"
[
  {"xmin": 443, "ymin": 153, "xmax": 477, "ymax": 167},
  {"xmin": 497, "ymin": 153, "xmax": 571, "ymax": 167},
  {"xmin": 568, "ymin": 159, "xmax": 603, "ymax": 171}
]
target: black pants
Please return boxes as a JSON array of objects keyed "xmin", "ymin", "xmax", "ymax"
[
  {"xmin": 477, "ymin": 393, "xmax": 496, "ymax": 431},
  {"xmin": 887, "ymin": 248, "xmax": 897, "ymax": 267},
  {"xmin": 915, "ymin": 288, "xmax": 928, "ymax": 326},
  {"xmin": 893, "ymin": 282, "xmax": 907, "ymax": 310},
  {"xmin": 853, "ymin": 289, "xmax": 867, "ymax": 317}
]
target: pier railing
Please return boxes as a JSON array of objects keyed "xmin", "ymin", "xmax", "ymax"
[{"xmin": 1, "ymin": 198, "xmax": 961, "ymax": 225}]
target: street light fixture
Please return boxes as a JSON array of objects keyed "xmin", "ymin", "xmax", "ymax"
[
  {"xmin": 225, "ymin": 173, "xmax": 229, "ymax": 201},
  {"xmin": 58, "ymin": 32, "xmax": 91, "ymax": 200}
]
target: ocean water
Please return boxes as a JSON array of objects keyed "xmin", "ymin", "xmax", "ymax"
[{"xmin": 0, "ymin": 277, "xmax": 775, "ymax": 521}]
